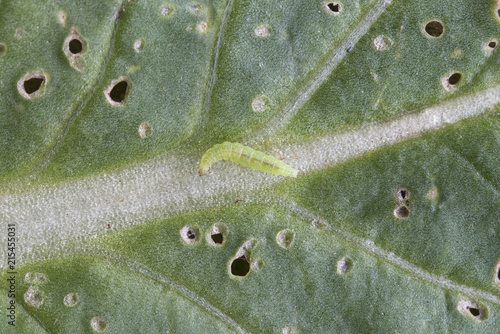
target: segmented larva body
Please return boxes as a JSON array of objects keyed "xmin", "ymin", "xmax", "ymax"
[{"xmin": 199, "ymin": 142, "xmax": 298, "ymax": 177}]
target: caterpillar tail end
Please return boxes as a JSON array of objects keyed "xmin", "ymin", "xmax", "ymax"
[{"xmin": 199, "ymin": 168, "xmax": 209, "ymax": 176}]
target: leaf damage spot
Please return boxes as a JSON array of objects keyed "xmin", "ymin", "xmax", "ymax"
[
  {"xmin": 57, "ymin": 10, "xmax": 68, "ymax": 25},
  {"xmin": 276, "ymin": 229, "xmax": 295, "ymax": 249},
  {"xmin": 90, "ymin": 316, "xmax": 108, "ymax": 332},
  {"xmin": 180, "ymin": 225, "xmax": 201, "ymax": 244},
  {"xmin": 63, "ymin": 292, "xmax": 79, "ymax": 307},
  {"xmin": 442, "ymin": 72, "xmax": 462, "ymax": 91},
  {"xmin": 161, "ymin": 6, "xmax": 173, "ymax": 16},
  {"xmin": 197, "ymin": 21, "xmax": 208, "ymax": 33},
  {"xmin": 424, "ymin": 20, "xmax": 444, "ymax": 38},
  {"xmin": 18, "ymin": 71, "xmax": 49, "ymax": 99},
  {"xmin": 254, "ymin": 24, "xmax": 271, "ymax": 38},
  {"xmin": 189, "ymin": 4, "xmax": 202, "ymax": 14},
  {"xmin": 24, "ymin": 286, "xmax": 45, "ymax": 308},
  {"xmin": 24, "ymin": 272, "xmax": 48, "ymax": 284},
  {"xmin": 208, "ymin": 223, "xmax": 227, "ymax": 246},
  {"xmin": 457, "ymin": 299, "xmax": 488, "ymax": 321},
  {"xmin": 133, "ymin": 38, "xmax": 145, "ymax": 53},
  {"xmin": 138, "ymin": 122, "xmax": 153, "ymax": 139},
  {"xmin": 396, "ymin": 188, "xmax": 409, "ymax": 201},
  {"xmin": 427, "ymin": 187, "xmax": 439, "ymax": 203},
  {"xmin": 0, "ymin": 43, "xmax": 6, "ymax": 56},
  {"xmin": 325, "ymin": 2, "xmax": 342, "ymax": 15},
  {"xmin": 373, "ymin": 35, "xmax": 392, "ymax": 51},
  {"xmin": 105, "ymin": 77, "xmax": 131, "ymax": 106},
  {"xmin": 230, "ymin": 240, "xmax": 256, "ymax": 277},
  {"xmin": 252, "ymin": 95, "xmax": 271, "ymax": 113},
  {"xmin": 337, "ymin": 256, "xmax": 353, "ymax": 274},
  {"xmin": 393, "ymin": 204, "xmax": 409, "ymax": 219},
  {"xmin": 63, "ymin": 28, "xmax": 87, "ymax": 71}
]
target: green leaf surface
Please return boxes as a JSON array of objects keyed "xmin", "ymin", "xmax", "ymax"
[{"xmin": 1, "ymin": 0, "xmax": 499, "ymax": 333}]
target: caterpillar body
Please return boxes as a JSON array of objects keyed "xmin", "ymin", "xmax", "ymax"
[{"xmin": 199, "ymin": 142, "xmax": 298, "ymax": 178}]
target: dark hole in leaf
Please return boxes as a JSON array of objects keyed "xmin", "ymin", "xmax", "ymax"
[
  {"xmin": 448, "ymin": 73, "xmax": 461, "ymax": 85},
  {"xmin": 211, "ymin": 232, "xmax": 223, "ymax": 244},
  {"xmin": 69, "ymin": 38, "xmax": 83, "ymax": 54},
  {"xmin": 397, "ymin": 188, "xmax": 409, "ymax": 201},
  {"xmin": 488, "ymin": 41, "xmax": 497, "ymax": 48},
  {"xmin": 24, "ymin": 77, "xmax": 45, "ymax": 95},
  {"xmin": 0, "ymin": 44, "xmax": 5, "ymax": 55},
  {"xmin": 231, "ymin": 256, "xmax": 250, "ymax": 277},
  {"xmin": 109, "ymin": 81, "xmax": 129, "ymax": 103},
  {"xmin": 394, "ymin": 205, "xmax": 409, "ymax": 218},
  {"xmin": 424, "ymin": 20, "xmax": 444, "ymax": 37},
  {"xmin": 186, "ymin": 230, "xmax": 196, "ymax": 239},
  {"xmin": 327, "ymin": 2, "xmax": 340, "ymax": 13},
  {"xmin": 497, "ymin": 8, "xmax": 500, "ymax": 19},
  {"xmin": 467, "ymin": 307, "xmax": 480, "ymax": 317},
  {"xmin": 497, "ymin": 265, "xmax": 500, "ymax": 280}
]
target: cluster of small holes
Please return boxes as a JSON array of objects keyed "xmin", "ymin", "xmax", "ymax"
[
  {"xmin": 254, "ymin": 25, "xmax": 271, "ymax": 38},
  {"xmin": 90, "ymin": 316, "xmax": 108, "ymax": 332},
  {"xmin": 276, "ymin": 229, "xmax": 295, "ymax": 249},
  {"xmin": 180, "ymin": 225, "xmax": 200, "ymax": 244},
  {"xmin": 325, "ymin": 2, "xmax": 342, "ymax": 14},
  {"xmin": 457, "ymin": 299, "xmax": 487, "ymax": 321},
  {"xmin": 424, "ymin": 20, "xmax": 444, "ymax": 38},
  {"xmin": 63, "ymin": 293, "xmax": 79, "ymax": 307},
  {"xmin": 105, "ymin": 78, "xmax": 131, "ymax": 106},
  {"xmin": 24, "ymin": 286, "xmax": 45, "ymax": 307}
]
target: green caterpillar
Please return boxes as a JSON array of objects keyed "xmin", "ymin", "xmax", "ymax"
[{"xmin": 199, "ymin": 142, "xmax": 298, "ymax": 177}]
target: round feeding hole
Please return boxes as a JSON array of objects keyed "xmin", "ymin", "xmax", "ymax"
[
  {"xmin": 211, "ymin": 233, "xmax": 223, "ymax": 245},
  {"xmin": 24, "ymin": 77, "xmax": 45, "ymax": 95},
  {"xmin": 394, "ymin": 205, "xmax": 410, "ymax": 219},
  {"xmin": 106, "ymin": 78, "xmax": 131, "ymax": 105},
  {"xmin": 230, "ymin": 256, "xmax": 250, "ymax": 277},
  {"xmin": 397, "ymin": 188, "xmax": 409, "ymax": 201},
  {"xmin": 488, "ymin": 41, "xmax": 497, "ymax": 49},
  {"xmin": 326, "ymin": 2, "xmax": 342, "ymax": 14},
  {"xmin": 448, "ymin": 72, "xmax": 461, "ymax": 85},
  {"xmin": 424, "ymin": 20, "xmax": 444, "ymax": 38},
  {"xmin": 68, "ymin": 38, "xmax": 83, "ymax": 54}
]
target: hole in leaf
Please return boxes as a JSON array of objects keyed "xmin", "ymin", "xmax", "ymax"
[
  {"xmin": 495, "ymin": 260, "xmax": 500, "ymax": 285},
  {"xmin": 397, "ymin": 188, "xmax": 409, "ymax": 201},
  {"xmin": 211, "ymin": 233, "xmax": 223, "ymax": 244},
  {"xmin": 0, "ymin": 43, "xmax": 6, "ymax": 55},
  {"xmin": 337, "ymin": 256, "xmax": 353, "ymax": 274},
  {"xmin": 394, "ymin": 205, "xmax": 409, "ymax": 219},
  {"xmin": 497, "ymin": 7, "xmax": 500, "ymax": 20},
  {"xmin": 68, "ymin": 38, "xmax": 83, "ymax": 54},
  {"xmin": 424, "ymin": 20, "xmax": 444, "ymax": 38},
  {"xmin": 447, "ymin": 72, "xmax": 461, "ymax": 85},
  {"xmin": 109, "ymin": 81, "xmax": 129, "ymax": 103},
  {"xmin": 24, "ymin": 77, "xmax": 45, "ymax": 95},
  {"xmin": 458, "ymin": 299, "xmax": 487, "ymax": 321},
  {"xmin": 180, "ymin": 225, "xmax": 200, "ymax": 244},
  {"xmin": 231, "ymin": 256, "xmax": 250, "ymax": 277},
  {"xmin": 488, "ymin": 40, "xmax": 497, "ymax": 49},
  {"xmin": 326, "ymin": 2, "xmax": 341, "ymax": 13}
]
